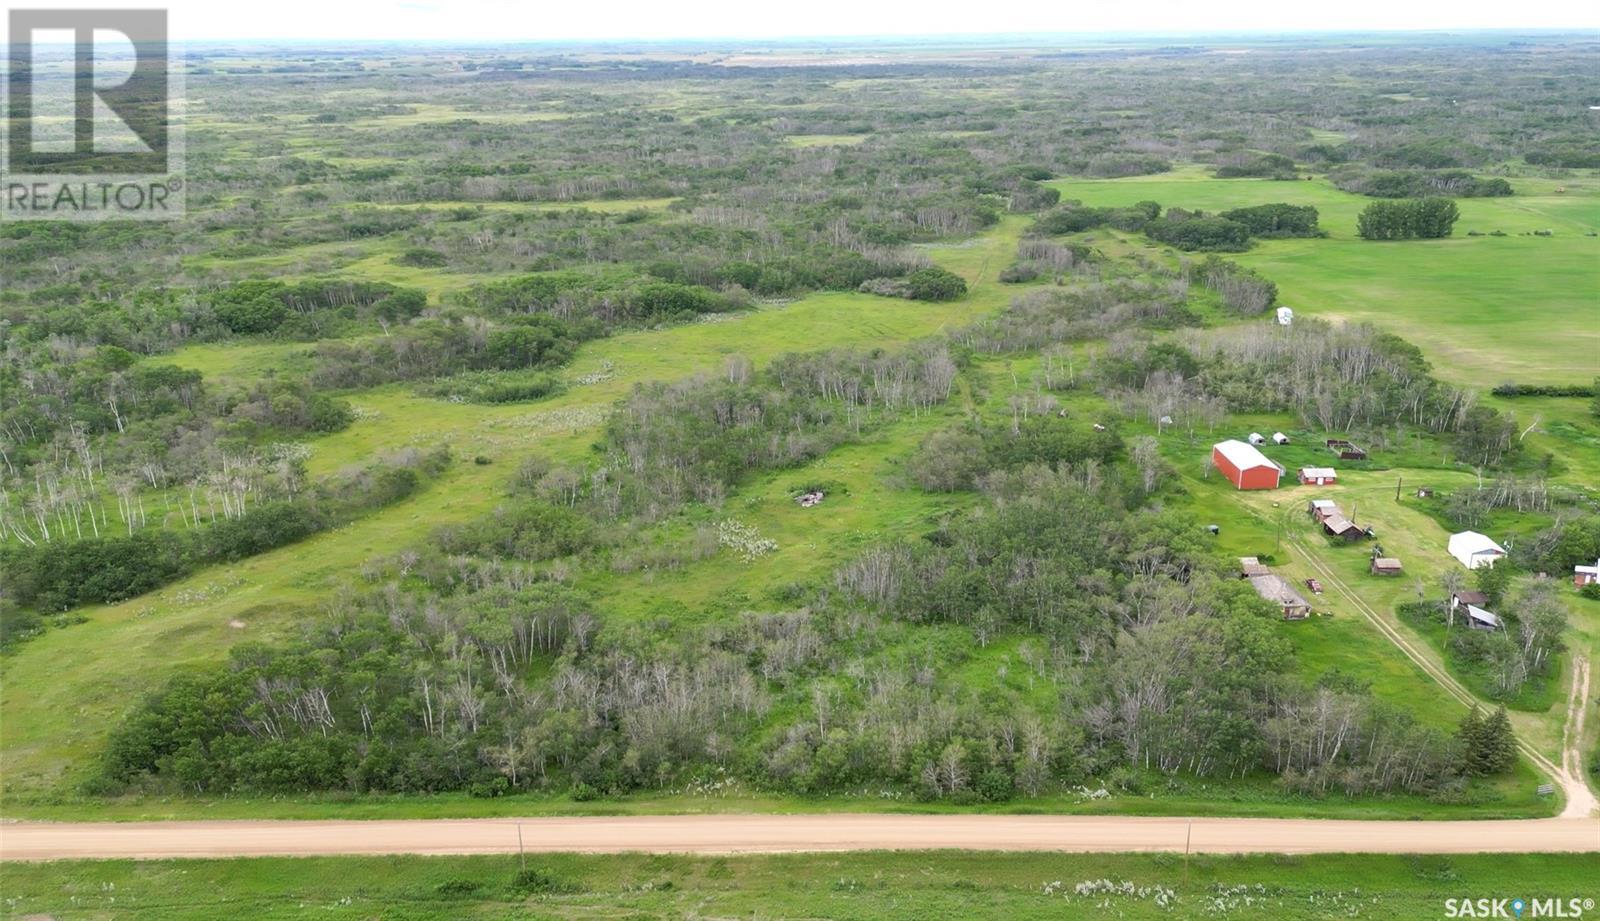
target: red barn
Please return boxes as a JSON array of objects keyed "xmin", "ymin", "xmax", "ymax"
[{"xmin": 1212, "ymin": 440, "xmax": 1284, "ymax": 490}]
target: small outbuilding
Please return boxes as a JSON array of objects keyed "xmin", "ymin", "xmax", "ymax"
[
  {"xmin": 1299, "ymin": 466, "xmax": 1337, "ymax": 486},
  {"xmin": 1307, "ymin": 498, "xmax": 1340, "ymax": 521},
  {"xmin": 1448, "ymin": 531, "xmax": 1507, "ymax": 570},
  {"xmin": 1464, "ymin": 604, "xmax": 1503, "ymax": 631},
  {"xmin": 1272, "ymin": 432, "xmax": 1290, "ymax": 445},
  {"xmin": 1370, "ymin": 557, "xmax": 1403, "ymax": 576},
  {"xmin": 1248, "ymin": 574, "xmax": 1311, "ymax": 620},
  {"xmin": 1574, "ymin": 558, "xmax": 1600, "ymax": 588},
  {"xmin": 1212, "ymin": 440, "xmax": 1284, "ymax": 491},
  {"xmin": 1248, "ymin": 432, "xmax": 1267, "ymax": 446},
  {"xmin": 1239, "ymin": 556, "xmax": 1271, "ymax": 578},
  {"xmin": 1322, "ymin": 514, "xmax": 1370, "ymax": 541},
  {"xmin": 1450, "ymin": 590, "xmax": 1489, "ymax": 611}
]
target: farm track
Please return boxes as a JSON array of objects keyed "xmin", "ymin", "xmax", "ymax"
[{"xmin": 1287, "ymin": 532, "xmax": 1594, "ymax": 817}]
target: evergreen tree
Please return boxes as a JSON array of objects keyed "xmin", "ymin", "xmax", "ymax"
[
  {"xmin": 1457, "ymin": 704, "xmax": 1516, "ymax": 776},
  {"xmin": 1480, "ymin": 706, "xmax": 1517, "ymax": 775},
  {"xmin": 1456, "ymin": 705, "xmax": 1486, "ymax": 774}
]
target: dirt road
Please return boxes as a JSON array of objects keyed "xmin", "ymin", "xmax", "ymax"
[{"xmin": 3, "ymin": 814, "xmax": 1597, "ymax": 861}]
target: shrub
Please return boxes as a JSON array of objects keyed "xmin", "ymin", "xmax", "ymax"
[
  {"xmin": 1357, "ymin": 198, "xmax": 1459, "ymax": 240},
  {"xmin": 394, "ymin": 247, "xmax": 448, "ymax": 268},
  {"xmin": 905, "ymin": 267, "xmax": 968, "ymax": 302},
  {"xmin": 1145, "ymin": 215, "xmax": 1252, "ymax": 252}
]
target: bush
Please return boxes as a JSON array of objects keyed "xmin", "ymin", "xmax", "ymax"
[
  {"xmin": 1219, "ymin": 203, "xmax": 1321, "ymax": 238},
  {"xmin": 1214, "ymin": 153, "xmax": 1296, "ymax": 179},
  {"xmin": 1146, "ymin": 215, "xmax": 1252, "ymax": 252},
  {"xmin": 1357, "ymin": 198, "xmax": 1459, "ymax": 240},
  {"xmin": 905, "ymin": 267, "xmax": 968, "ymax": 302},
  {"xmin": 510, "ymin": 868, "xmax": 581, "ymax": 895},
  {"xmin": 394, "ymin": 247, "xmax": 448, "ymax": 268}
]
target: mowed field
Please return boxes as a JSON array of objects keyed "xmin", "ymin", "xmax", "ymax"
[{"xmin": 1049, "ymin": 170, "xmax": 1600, "ymax": 387}]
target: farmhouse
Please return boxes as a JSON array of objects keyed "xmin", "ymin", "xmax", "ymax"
[
  {"xmin": 1448, "ymin": 531, "xmax": 1507, "ymax": 570},
  {"xmin": 1212, "ymin": 440, "xmax": 1284, "ymax": 490},
  {"xmin": 1574, "ymin": 558, "xmax": 1600, "ymax": 588},
  {"xmin": 1239, "ymin": 556, "xmax": 1271, "ymax": 578},
  {"xmin": 1248, "ymin": 574, "xmax": 1311, "ymax": 620},
  {"xmin": 1321, "ymin": 514, "xmax": 1370, "ymax": 541},
  {"xmin": 1370, "ymin": 557, "xmax": 1403, "ymax": 576},
  {"xmin": 1307, "ymin": 498, "xmax": 1339, "ymax": 521},
  {"xmin": 1464, "ymin": 604, "xmax": 1503, "ymax": 631},
  {"xmin": 1299, "ymin": 466, "xmax": 1337, "ymax": 486}
]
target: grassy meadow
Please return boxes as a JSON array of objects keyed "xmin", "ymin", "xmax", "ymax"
[
  {"xmin": 4, "ymin": 161, "xmax": 1596, "ymax": 824},
  {"xmin": 5, "ymin": 851, "xmax": 1597, "ymax": 920},
  {"xmin": 1049, "ymin": 170, "xmax": 1600, "ymax": 387}
]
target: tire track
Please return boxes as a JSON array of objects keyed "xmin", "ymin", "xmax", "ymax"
[{"xmin": 1288, "ymin": 534, "xmax": 1578, "ymax": 805}]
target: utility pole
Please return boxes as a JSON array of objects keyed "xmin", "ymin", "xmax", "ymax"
[
  {"xmin": 1395, "ymin": 475, "xmax": 1402, "ymax": 503},
  {"xmin": 1184, "ymin": 821, "xmax": 1192, "ymax": 889}
]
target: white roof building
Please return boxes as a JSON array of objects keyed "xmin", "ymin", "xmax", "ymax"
[
  {"xmin": 1465, "ymin": 604, "xmax": 1503, "ymax": 630},
  {"xmin": 1214, "ymin": 439, "xmax": 1284, "ymax": 473},
  {"xmin": 1448, "ymin": 531, "xmax": 1507, "ymax": 570},
  {"xmin": 1247, "ymin": 432, "xmax": 1266, "ymax": 445},
  {"xmin": 1272, "ymin": 432, "xmax": 1290, "ymax": 444}
]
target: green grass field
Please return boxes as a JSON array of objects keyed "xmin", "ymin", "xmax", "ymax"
[
  {"xmin": 1048, "ymin": 170, "xmax": 1600, "ymax": 387},
  {"xmin": 6, "ymin": 851, "xmax": 1597, "ymax": 920},
  {"xmin": 0, "ymin": 217, "xmax": 1026, "ymax": 798},
  {"xmin": 4, "ymin": 170, "xmax": 1595, "ymax": 826}
]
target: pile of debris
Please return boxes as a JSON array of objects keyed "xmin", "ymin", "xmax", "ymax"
[{"xmin": 796, "ymin": 490, "xmax": 825, "ymax": 508}]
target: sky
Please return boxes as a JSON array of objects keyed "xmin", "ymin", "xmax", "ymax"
[{"xmin": 6, "ymin": 0, "xmax": 1599, "ymax": 43}]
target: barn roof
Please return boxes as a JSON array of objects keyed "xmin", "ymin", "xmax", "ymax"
[
  {"xmin": 1300, "ymin": 466, "xmax": 1337, "ymax": 479},
  {"xmin": 1449, "ymin": 531, "xmax": 1506, "ymax": 558},
  {"xmin": 1465, "ymin": 604, "xmax": 1503, "ymax": 628},
  {"xmin": 1214, "ymin": 440, "xmax": 1283, "ymax": 472},
  {"xmin": 1248, "ymin": 574, "xmax": 1310, "ymax": 609},
  {"xmin": 1452, "ymin": 590, "xmax": 1490, "ymax": 605},
  {"xmin": 1322, "ymin": 514, "xmax": 1362, "ymax": 534}
]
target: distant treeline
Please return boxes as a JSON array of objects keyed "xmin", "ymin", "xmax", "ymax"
[
  {"xmin": 1032, "ymin": 200, "xmax": 1322, "ymax": 254},
  {"xmin": 1332, "ymin": 168, "xmax": 1512, "ymax": 199}
]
